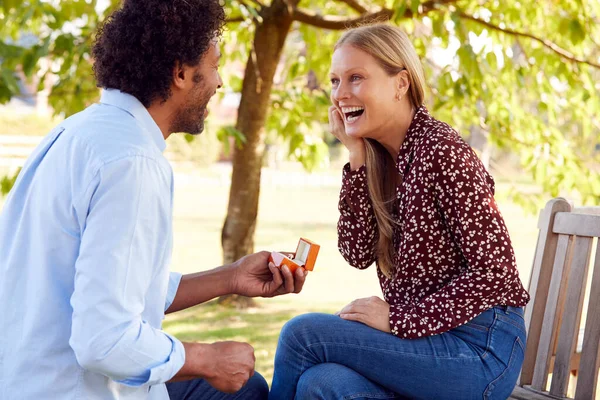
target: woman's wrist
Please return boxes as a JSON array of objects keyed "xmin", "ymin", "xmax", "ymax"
[{"xmin": 349, "ymin": 148, "xmax": 366, "ymax": 171}]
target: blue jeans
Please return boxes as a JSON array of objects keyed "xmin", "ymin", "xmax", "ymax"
[
  {"xmin": 166, "ymin": 372, "xmax": 268, "ymax": 400},
  {"xmin": 269, "ymin": 306, "xmax": 526, "ymax": 400}
]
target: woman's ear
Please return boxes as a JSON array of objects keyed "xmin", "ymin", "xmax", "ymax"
[{"xmin": 395, "ymin": 70, "xmax": 410, "ymax": 100}]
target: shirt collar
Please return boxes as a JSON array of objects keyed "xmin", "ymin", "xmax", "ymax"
[
  {"xmin": 99, "ymin": 89, "xmax": 166, "ymax": 152},
  {"xmin": 396, "ymin": 105, "xmax": 430, "ymax": 175}
]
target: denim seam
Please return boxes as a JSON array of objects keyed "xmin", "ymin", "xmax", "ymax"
[
  {"xmin": 496, "ymin": 314, "xmax": 526, "ymax": 333},
  {"xmin": 463, "ymin": 322, "xmax": 490, "ymax": 332},
  {"xmin": 483, "ymin": 336, "xmax": 522, "ymax": 399},
  {"xmin": 344, "ymin": 392, "xmax": 401, "ymax": 399},
  {"xmin": 479, "ymin": 313, "xmax": 497, "ymax": 360},
  {"xmin": 288, "ymin": 326, "xmax": 310, "ymax": 396},
  {"xmin": 505, "ymin": 310, "xmax": 524, "ymax": 318},
  {"xmin": 515, "ymin": 336, "xmax": 525, "ymax": 352},
  {"xmin": 305, "ymin": 342, "xmax": 482, "ymax": 360}
]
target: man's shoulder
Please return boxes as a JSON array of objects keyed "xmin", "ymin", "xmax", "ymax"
[{"xmin": 60, "ymin": 103, "xmax": 166, "ymax": 169}]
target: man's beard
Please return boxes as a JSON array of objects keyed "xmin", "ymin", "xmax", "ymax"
[{"xmin": 171, "ymin": 85, "xmax": 212, "ymax": 136}]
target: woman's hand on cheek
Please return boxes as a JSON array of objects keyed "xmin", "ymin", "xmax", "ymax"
[{"xmin": 329, "ymin": 106, "xmax": 365, "ymax": 168}]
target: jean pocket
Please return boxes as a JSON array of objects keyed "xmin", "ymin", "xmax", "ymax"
[
  {"xmin": 483, "ymin": 336, "xmax": 525, "ymax": 400},
  {"xmin": 462, "ymin": 321, "xmax": 491, "ymax": 332},
  {"xmin": 462, "ymin": 308, "xmax": 496, "ymax": 332},
  {"xmin": 496, "ymin": 313, "xmax": 526, "ymax": 337}
]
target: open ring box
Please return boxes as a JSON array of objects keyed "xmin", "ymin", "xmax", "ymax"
[{"xmin": 269, "ymin": 238, "xmax": 320, "ymax": 273}]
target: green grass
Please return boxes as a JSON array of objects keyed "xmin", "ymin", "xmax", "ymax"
[
  {"xmin": 164, "ymin": 300, "xmax": 338, "ymax": 382},
  {"xmin": 0, "ymin": 164, "xmax": 543, "ymax": 385},
  {"xmin": 162, "ymin": 167, "xmax": 542, "ymax": 384},
  {"xmin": 0, "ymin": 112, "xmax": 62, "ymax": 136}
]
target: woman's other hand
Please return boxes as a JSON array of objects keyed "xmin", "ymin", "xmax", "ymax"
[{"xmin": 336, "ymin": 296, "xmax": 391, "ymax": 333}]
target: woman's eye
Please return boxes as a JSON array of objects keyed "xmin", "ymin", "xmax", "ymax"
[
  {"xmin": 350, "ymin": 74, "xmax": 362, "ymax": 82},
  {"xmin": 330, "ymin": 78, "xmax": 339, "ymax": 85}
]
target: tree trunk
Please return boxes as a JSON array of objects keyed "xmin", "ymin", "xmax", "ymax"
[{"xmin": 219, "ymin": 1, "xmax": 295, "ymax": 307}]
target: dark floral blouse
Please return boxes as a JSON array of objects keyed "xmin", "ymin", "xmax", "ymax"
[{"xmin": 337, "ymin": 106, "xmax": 530, "ymax": 339}]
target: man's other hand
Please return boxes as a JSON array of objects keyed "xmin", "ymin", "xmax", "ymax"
[
  {"xmin": 196, "ymin": 341, "xmax": 256, "ymax": 393},
  {"xmin": 231, "ymin": 251, "xmax": 307, "ymax": 298}
]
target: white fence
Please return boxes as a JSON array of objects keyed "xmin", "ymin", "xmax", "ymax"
[
  {"xmin": 0, "ymin": 135, "xmax": 43, "ymax": 169},
  {"xmin": 0, "ymin": 135, "xmax": 344, "ymax": 188}
]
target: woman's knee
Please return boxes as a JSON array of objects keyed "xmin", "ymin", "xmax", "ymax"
[
  {"xmin": 296, "ymin": 363, "xmax": 387, "ymax": 400},
  {"xmin": 279, "ymin": 313, "xmax": 337, "ymax": 344},
  {"xmin": 296, "ymin": 364, "xmax": 335, "ymax": 400}
]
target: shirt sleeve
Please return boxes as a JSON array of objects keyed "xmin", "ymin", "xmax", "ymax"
[
  {"xmin": 389, "ymin": 138, "xmax": 522, "ymax": 338},
  {"xmin": 337, "ymin": 163, "xmax": 378, "ymax": 270},
  {"xmin": 165, "ymin": 272, "xmax": 183, "ymax": 312},
  {"xmin": 69, "ymin": 156, "xmax": 185, "ymax": 386}
]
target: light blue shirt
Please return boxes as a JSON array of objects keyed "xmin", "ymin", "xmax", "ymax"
[{"xmin": 0, "ymin": 89, "xmax": 185, "ymax": 399}]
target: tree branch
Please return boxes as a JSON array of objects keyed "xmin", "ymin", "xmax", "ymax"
[
  {"xmin": 458, "ymin": 12, "xmax": 600, "ymax": 69},
  {"xmin": 333, "ymin": 0, "xmax": 368, "ymax": 14},
  {"xmin": 226, "ymin": 16, "xmax": 246, "ymax": 23},
  {"xmin": 292, "ymin": 9, "xmax": 393, "ymax": 30},
  {"xmin": 293, "ymin": 0, "xmax": 457, "ymax": 30}
]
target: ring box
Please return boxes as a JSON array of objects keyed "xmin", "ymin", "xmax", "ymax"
[{"xmin": 269, "ymin": 238, "xmax": 320, "ymax": 273}]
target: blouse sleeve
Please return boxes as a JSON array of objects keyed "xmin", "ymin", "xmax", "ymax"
[
  {"xmin": 337, "ymin": 163, "xmax": 378, "ymax": 270},
  {"xmin": 389, "ymin": 138, "xmax": 525, "ymax": 338}
]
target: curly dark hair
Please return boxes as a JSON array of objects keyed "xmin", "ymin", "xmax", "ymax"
[{"xmin": 92, "ymin": 0, "xmax": 226, "ymax": 107}]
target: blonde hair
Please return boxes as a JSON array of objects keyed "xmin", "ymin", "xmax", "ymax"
[{"xmin": 335, "ymin": 24, "xmax": 426, "ymax": 278}]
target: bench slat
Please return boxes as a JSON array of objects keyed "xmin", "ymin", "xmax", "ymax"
[
  {"xmin": 574, "ymin": 239, "xmax": 600, "ymax": 400},
  {"xmin": 510, "ymin": 385, "xmax": 572, "ymax": 400},
  {"xmin": 532, "ymin": 234, "xmax": 574, "ymax": 391},
  {"xmin": 550, "ymin": 237, "xmax": 592, "ymax": 397},
  {"xmin": 554, "ymin": 213, "xmax": 600, "ymax": 237},
  {"xmin": 521, "ymin": 199, "xmax": 572, "ymax": 386}
]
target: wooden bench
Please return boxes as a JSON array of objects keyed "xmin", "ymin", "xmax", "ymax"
[{"xmin": 510, "ymin": 198, "xmax": 600, "ymax": 400}]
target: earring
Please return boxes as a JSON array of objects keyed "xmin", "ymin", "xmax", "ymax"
[{"xmin": 396, "ymin": 94, "xmax": 402, "ymax": 101}]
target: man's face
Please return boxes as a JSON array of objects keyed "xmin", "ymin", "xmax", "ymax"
[{"xmin": 171, "ymin": 41, "xmax": 222, "ymax": 135}]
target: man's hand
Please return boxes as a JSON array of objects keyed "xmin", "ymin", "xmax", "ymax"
[
  {"xmin": 201, "ymin": 342, "xmax": 256, "ymax": 393},
  {"xmin": 337, "ymin": 296, "xmax": 391, "ymax": 333},
  {"xmin": 231, "ymin": 251, "xmax": 307, "ymax": 298},
  {"xmin": 175, "ymin": 342, "xmax": 256, "ymax": 393}
]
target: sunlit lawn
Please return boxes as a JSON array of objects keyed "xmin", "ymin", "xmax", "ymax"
[
  {"xmin": 0, "ymin": 162, "xmax": 541, "ymax": 385},
  {"xmin": 164, "ymin": 300, "xmax": 339, "ymax": 382},
  {"xmin": 163, "ymin": 164, "xmax": 540, "ymax": 384}
]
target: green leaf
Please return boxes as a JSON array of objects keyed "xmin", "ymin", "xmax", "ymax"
[
  {"xmin": 1, "ymin": 168, "xmax": 20, "ymax": 197},
  {"xmin": 568, "ymin": 20, "xmax": 586, "ymax": 45},
  {"xmin": 431, "ymin": 14, "xmax": 446, "ymax": 37},
  {"xmin": 394, "ymin": 2, "xmax": 408, "ymax": 23},
  {"xmin": 485, "ymin": 52, "xmax": 497, "ymax": 71},
  {"xmin": 410, "ymin": 0, "xmax": 420, "ymax": 14},
  {"xmin": 217, "ymin": 126, "xmax": 246, "ymax": 156},
  {"xmin": 229, "ymin": 75, "xmax": 243, "ymax": 92},
  {"xmin": 1, "ymin": 68, "xmax": 20, "ymax": 94},
  {"xmin": 2, "ymin": 0, "xmax": 18, "ymax": 14}
]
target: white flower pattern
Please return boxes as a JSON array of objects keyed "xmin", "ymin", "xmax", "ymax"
[{"xmin": 337, "ymin": 106, "xmax": 530, "ymax": 339}]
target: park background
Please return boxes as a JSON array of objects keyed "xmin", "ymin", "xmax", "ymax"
[{"xmin": 1, "ymin": 0, "xmax": 599, "ymax": 390}]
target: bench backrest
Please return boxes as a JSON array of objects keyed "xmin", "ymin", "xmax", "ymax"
[{"xmin": 519, "ymin": 198, "xmax": 600, "ymax": 400}]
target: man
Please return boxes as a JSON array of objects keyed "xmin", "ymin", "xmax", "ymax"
[{"xmin": 0, "ymin": 0, "xmax": 306, "ymax": 398}]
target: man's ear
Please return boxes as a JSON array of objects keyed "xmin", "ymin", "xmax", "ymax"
[{"xmin": 172, "ymin": 61, "xmax": 189, "ymax": 90}]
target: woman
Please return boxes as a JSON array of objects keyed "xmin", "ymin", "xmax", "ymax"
[{"xmin": 269, "ymin": 24, "xmax": 530, "ymax": 400}]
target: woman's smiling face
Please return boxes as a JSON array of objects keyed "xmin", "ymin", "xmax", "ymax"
[{"xmin": 329, "ymin": 44, "xmax": 401, "ymax": 140}]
